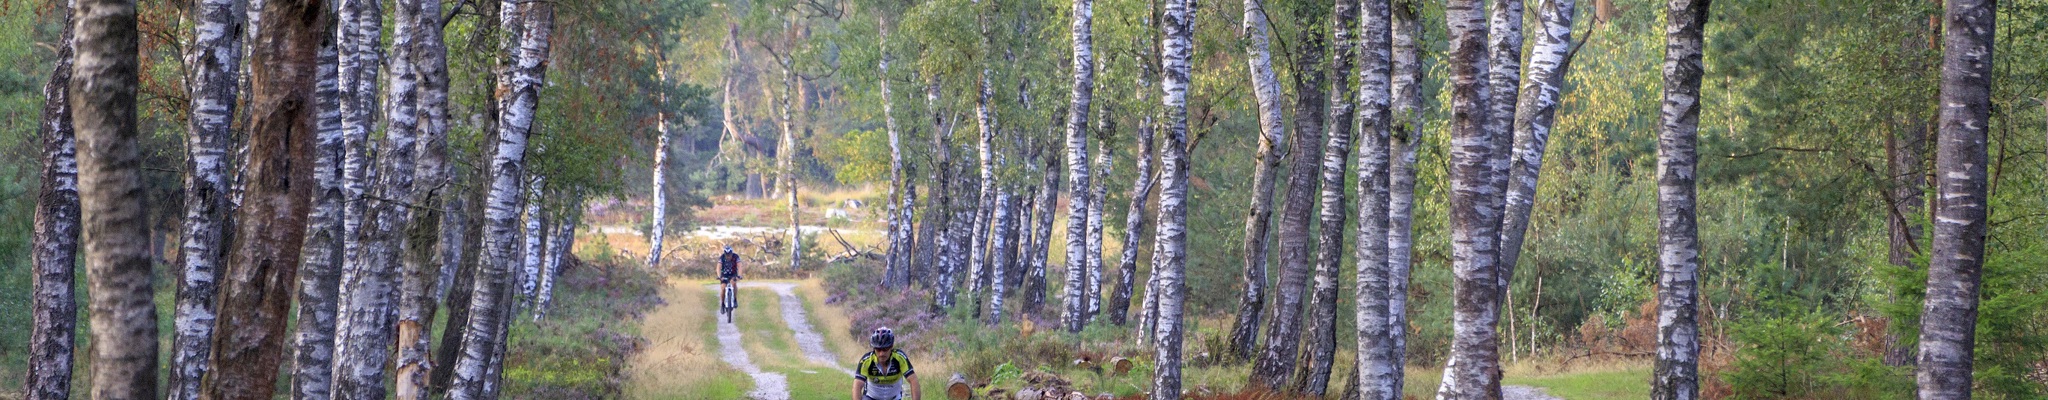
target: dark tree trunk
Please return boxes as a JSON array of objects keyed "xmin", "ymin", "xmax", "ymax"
[
  {"xmin": 204, "ymin": 0, "xmax": 326, "ymax": 398},
  {"xmin": 25, "ymin": 4, "xmax": 79, "ymax": 398},
  {"xmin": 1251, "ymin": 1, "xmax": 1328, "ymax": 389},
  {"xmin": 1296, "ymin": 0, "xmax": 1361, "ymax": 393}
]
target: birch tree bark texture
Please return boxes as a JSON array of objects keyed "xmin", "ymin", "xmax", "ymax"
[
  {"xmin": 1151, "ymin": 0, "xmax": 1195, "ymax": 397},
  {"xmin": 1251, "ymin": 0, "xmax": 1328, "ymax": 387},
  {"xmin": 1109, "ymin": 114, "xmax": 1156, "ymax": 326},
  {"xmin": 1384, "ymin": 1, "xmax": 1425, "ymax": 394},
  {"xmin": 452, "ymin": 1, "xmax": 554, "ymax": 397},
  {"xmin": 25, "ymin": 3, "xmax": 80, "ymax": 398},
  {"xmin": 71, "ymin": 0, "xmax": 157, "ymax": 395},
  {"xmin": 1436, "ymin": 0, "xmax": 1506, "ymax": 397},
  {"xmin": 397, "ymin": 0, "xmax": 453, "ymax": 395},
  {"xmin": 168, "ymin": 1, "xmax": 245, "ymax": 396},
  {"xmin": 1227, "ymin": 0, "xmax": 1284, "ymax": 359},
  {"xmin": 1651, "ymin": 0, "xmax": 1708, "ymax": 399},
  {"xmin": 1061, "ymin": 0, "xmax": 1099, "ymax": 333},
  {"xmin": 1915, "ymin": 0, "xmax": 1993, "ymax": 398},
  {"xmin": 289, "ymin": 29, "xmax": 344, "ymax": 400},
  {"xmin": 1352, "ymin": 0, "xmax": 1397, "ymax": 397},
  {"xmin": 1297, "ymin": 0, "xmax": 1362, "ymax": 392}
]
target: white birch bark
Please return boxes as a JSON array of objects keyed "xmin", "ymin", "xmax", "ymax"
[
  {"xmin": 168, "ymin": 1, "xmax": 245, "ymax": 396},
  {"xmin": 452, "ymin": 1, "xmax": 553, "ymax": 397},
  {"xmin": 523, "ymin": 177, "xmax": 547, "ymax": 302},
  {"xmin": 336, "ymin": 0, "xmax": 420, "ymax": 391},
  {"xmin": 1151, "ymin": 0, "xmax": 1196, "ymax": 396},
  {"xmin": 1300, "ymin": 0, "xmax": 1362, "ymax": 392},
  {"xmin": 970, "ymin": 66, "xmax": 997, "ymax": 311},
  {"xmin": 535, "ymin": 204, "xmax": 576, "ymax": 320},
  {"xmin": 290, "ymin": 36, "xmax": 344, "ymax": 400},
  {"xmin": 1496, "ymin": 6, "xmax": 1578, "ymax": 371},
  {"xmin": 1253, "ymin": 1, "xmax": 1329, "ymax": 385},
  {"xmin": 1028, "ymin": 148, "xmax": 1060, "ymax": 314},
  {"xmin": 1353, "ymin": 0, "xmax": 1396, "ymax": 397},
  {"xmin": 1109, "ymin": 116, "xmax": 1155, "ymax": 326},
  {"xmin": 1437, "ymin": 0, "xmax": 1505, "ymax": 396},
  {"xmin": 649, "ymin": 48, "xmax": 671, "ymax": 271},
  {"xmin": 1227, "ymin": 0, "xmax": 1284, "ymax": 357},
  {"xmin": 1085, "ymin": 137, "xmax": 1111, "ymax": 322},
  {"xmin": 1651, "ymin": 0, "xmax": 1706, "ymax": 399},
  {"xmin": 988, "ymin": 188, "xmax": 1014, "ymax": 324},
  {"xmin": 881, "ymin": 26, "xmax": 906, "ymax": 286},
  {"xmin": 25, "ymin": 5, "xmax": 79, "ymax": 397},
  {"xmin": 1383, "ymin": 0, "xmax": 1424, "ymax": 396},
  {"xmin": 1060, "ymin": 0, "xmax": 1098, "ymax": 333},
  {"xmin": 396, "ymin": 0, "xmax": 451, "ymax": 395},
  {"xmin": 929, "ymin": 78, "xmax": 962, "ymax": 310}
]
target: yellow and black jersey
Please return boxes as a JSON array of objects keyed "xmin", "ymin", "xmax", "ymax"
[{"xmin": 854, "ymin": 349, "xmax": 915, "ymax": 385}]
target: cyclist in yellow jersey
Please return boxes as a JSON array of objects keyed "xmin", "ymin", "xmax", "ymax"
[{"xmin": 852, "ymin": 327, "xmax": 920, "ymax": 400}]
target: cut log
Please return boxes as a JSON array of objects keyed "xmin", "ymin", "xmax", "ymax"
[
  {"xmin": 1016, "ymin": 387, "xmax": 1042, "ymax": 400},
  {"xmin": 1108, "ymin": 357, "xmax": 1134, "ymax": 376},
  {"xmin": 948, "ymin": 373, "xmax": 973, "ymax": 400}
]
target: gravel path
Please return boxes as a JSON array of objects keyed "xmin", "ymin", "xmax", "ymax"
[
  {"xmin": 714, "ymin": 301, "xmax": 791, "ymax": 400},
  {"xmin": 1502, "ymin": 385, "xmax": 1565, "ymax": 400},
  {"xmin": 765, "ymin": 283, "xmax": 853, "ymax": 375}
]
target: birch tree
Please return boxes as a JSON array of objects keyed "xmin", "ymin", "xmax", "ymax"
[
  {"xmin": 988, "ymin": 187, "xmax": 1015, "ymax": 324},
  {"xmin": 970, "ymin": 66, "xmax": 997, "ymax": 314},
  {"xmin": 1027, "ymin": 148, "xmax": 1060, "ymax": 314},
  {"xmin": 1498, "ymin": 0, "xmax": 1579, "ymax": 315},
  {"xmin": 1150, "ymin": 0, "xmax": 1196, "ymax": 395},
  {"xmin": 452, "ymin": 1, "xmax": 554, "ymax": 396},
  {"xmin": 24, "ymin": 4, "xmax": 79, "ymax": 398},
  {"xmin": 1352, "ymin": 0, "xmax": 1396, "ymax": 396},
  {"xmin": 881, "ymin": 25, "xmax": 906, "ymax": 286},
  {"xmin": 928, "ymin": 78, "xmax": 962, "ymax": 310},
  {"xmin": 71, "ymin": 0, "xmax": 157, "ymax": 395},
  {"xmin": 1227, "ymin": 0, "xmax": 1284, "ymax": 357},
  {"xmin": 1436, "ymin": 0, "xmax": 1505, "ymax": 396},
  {"xmin": 1383, "ymin": 0, "xmax": 1424, "ymax": 395},
  {"xmin": 1108, "ymin": 111, "xmax": 1155, "ymax": 326},
  {"xmin": 1251, "ymin": 1, "xmax": 1328, "ymax": 386},
  {"xmin": 1914, "ymin": 0, "xmax": 1993, "ymax": 397},
  {"xmin": 290, "ymin": 36, "xmax": 344, "ymax": 400},
  {"xmin": 1297, "ymin": 0, "xmax": 1362, "ymax": 392},
  {"xmin": 1650, "ymin": 0, "xmax": 1707, "ymax": 398},
  {"xmin": 396, "ymin": 0, "xmax": 453, "ymax": 396},
  {"xmin": 168, "ymin": 1, "xmax": 245, "ymax": 396},
  {"xmin": 649, "ymin": 46, "xmax": 671, "ymax": 272},
  {"xmin": 1061, "ymin": 0, "xmax": 1099, "ymax": 333},
  {"xmin": 335, "ymin": 0, "xmax": 422, "ymax": 391},
  {"xmin": 1085, "ymin": 135, "xmax": 1111, "ymax": 322}
]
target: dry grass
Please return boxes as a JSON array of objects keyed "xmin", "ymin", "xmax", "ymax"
[
  {"xmin": 796, "ymin": 280, "xmax": 869, "ymax": 362},
  {"xmin": 624, "ymin": 279, "xmax": 746, "ymax": 399}
]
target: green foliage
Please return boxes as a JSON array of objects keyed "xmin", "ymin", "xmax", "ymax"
[{"xmin": 1879, "ymin": 244, "xmax": 2048, "ymax": 399}]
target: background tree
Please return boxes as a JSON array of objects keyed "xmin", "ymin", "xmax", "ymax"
[{"xmin": 1915, "ymin": 0, "xmax": 1994, "ymax": 397}]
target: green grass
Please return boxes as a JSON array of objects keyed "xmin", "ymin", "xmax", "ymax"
[{"xmin": 1503, "ymin": 366, "xmax": 1652, "ymax": 399}]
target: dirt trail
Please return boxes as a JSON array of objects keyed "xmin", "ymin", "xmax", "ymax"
[
  {"xmin": 715, "ymin": 303, "xmax": 792, "ymax": 400},
  {"xmin": 765, "ymin": 283, "xmax": 853, "ymax": 375}
]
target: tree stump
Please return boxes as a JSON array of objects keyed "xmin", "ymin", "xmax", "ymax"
[
  {"xmin": 1108, "ymin": 357, "xmax": 1134, "ymax": 376},
  {"xmin": 947, "ymin": 373, "xmax": 973, "ymax": 400}
]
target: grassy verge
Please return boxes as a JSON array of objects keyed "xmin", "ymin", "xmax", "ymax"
[
  {"xmin": 626, "ymin": 279, "xmax": 748, "ymax": 399},
  {"xmin": 498, "ymin": 255, "xmax": 663, "ymax": 399}
]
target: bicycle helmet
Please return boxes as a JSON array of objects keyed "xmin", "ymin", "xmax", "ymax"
[
  {"xmin": 722, "ymin": 245, "xmax": 733, "ymax": 253},
  {"xmin": 869, "ymin": 327, "xmax": 895, "ymax": 349}
]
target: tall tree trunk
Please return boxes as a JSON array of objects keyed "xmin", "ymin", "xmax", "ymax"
[
  {"xmin": 72, "ymin": 0, "xmax": 156, "ymax": 395},
  {"xmin": 1915, "ymin": 0, "xmax": 1992, "ymax": 397},
  {"xmin": 1650, "ymin": 0, "xmax": 1707, "ymax": 399},
  {"xmin": 1882, "ymin": 114, "xmax": 1927, "ymax": 367},
  {"xmin": 881, "ymin": 26, "xmax": 906, "ymax": 287},
  {"xmin": 1498, "ymin": 0, "xmax": 1579, "ymax": 328},
  {"xmin": 1297, "ymin": 0, "xmax": 1361, "ymax": 393},
  {"xmin": 1384, "ymin": 1, "xmax": 1424, "ymax": 394},
  {"xmin": 25, "ymin": 4, "xmax": 79, "ymax": 398},
  {"xmin": 205, "ymin": 0, "xmax": 325, "ymax": 398},
  {"xmin": 988, "ymin": 187, "xmax": 1016, "ymax": 324},
  {"xmin": 1228, "ymin": 0, "xmax": 1284, "ymax": 358},
  {"xmin": 1252, "ymin": 0, "xmax": 1329, "ymax": 388},
  {"xmin": 451, "ymin": 1, "xmax": 553, "ymax": 397},
  {"xmin": 522, "ymin": 177, "xmax": 548, "ymax": 303},
  {"xmin": 928, "ymin": 78, "xmax": 961, "ymax": 310},
  {"xmin": 1060, "ymin": 0, "xmax": 1098, "ymax": 333},
  {"xmin": 290, "ymin": 32, "xmax": 343, "ymax": 400},
  {"xmin": 534, "ymin": 203, "xmax": 577, "ymax": 320},
  {"xmin": 1353, "ymin": 0, "xmax": 1396, "ymax": 397},
  {"xmin": 649, "ymin": 48, "xmax": 672, "ymax": 272},
  {"xmin": 1086, "ymin": 135, "xmax": 1111, "ymax": 322},
  {"xmin": 169, "ymin": 1, "xmax": 246, "ymax": 397},
  {"xmin": 396, "ymin": 0, "xmax": 452, "ymax": 395},
  {"xmin": 336, "ymin": 0, "xmax": 418, "ymax": 392},
  {"xmin": 1151, "ymin": 0, "xmax": 1195, "ymax": 396},
  {"xmin": 1109, "ymin": 114, "xmax": 1155, "ymax": 326},
  {"xmin": 1479, "ymin": 2, "xmax": 1525, "ymax": 396},
  {"xmin": 1028, "ymin": 150, "xmax": 1060, "ymax": 315},
  {"xmin": 432, "ymin": 46, "xmax": 498, "ymax": 396},
  {"xmin": 1436, "ymin": 0, "xmax": 1504, "ymax": 396},
  {"xmin": 777, "ymin": 63, "xmax": 800, "ymax": 271},
  {"xmin": 970, "ymin": 66, "xmax": 997, "ymax": 318}
]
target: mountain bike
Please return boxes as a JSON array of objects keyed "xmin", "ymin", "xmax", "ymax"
[{"xmin": 720, "ymin": 278, "xmax": 738, "ymax": 323}]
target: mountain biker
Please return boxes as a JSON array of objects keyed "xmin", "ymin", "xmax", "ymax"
[
  {"xmin": 853, "ymin": 327, "xmax": 920, "ymax": 400},
  {"xmin": 718, "ymin": 245, "xmax": 741, "ymax": 307}
]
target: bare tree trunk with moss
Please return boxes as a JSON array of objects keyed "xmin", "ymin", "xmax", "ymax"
[
  {"xmin": 1297, "ymin": 0, "xmax": 1361, "ymax": 392},
  {"xmin": 1251, "ymin": 1, "xmax": 1329, "ymax": 388},
  {"xmin": 1227, "ymin": 0, "xmax": 1284, "ymax": 359},
  {"xmin": 1436, "ymin": 0, "xmax": 1506, "ymax": 396},
  {"xmin": 1150, "ymin": 0, "xmax": 1195, "ymax": 395},
  {"xmin": 1914, "ymin": 0, "xmax": 1992, "ymax": 397},
  {"xmin": 168, "ymin": 2, "xmax": 246, "ymax": 397},
  {"xmin": 24, "ymin": 5, "xmax": 79, "ymax": 398}
]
